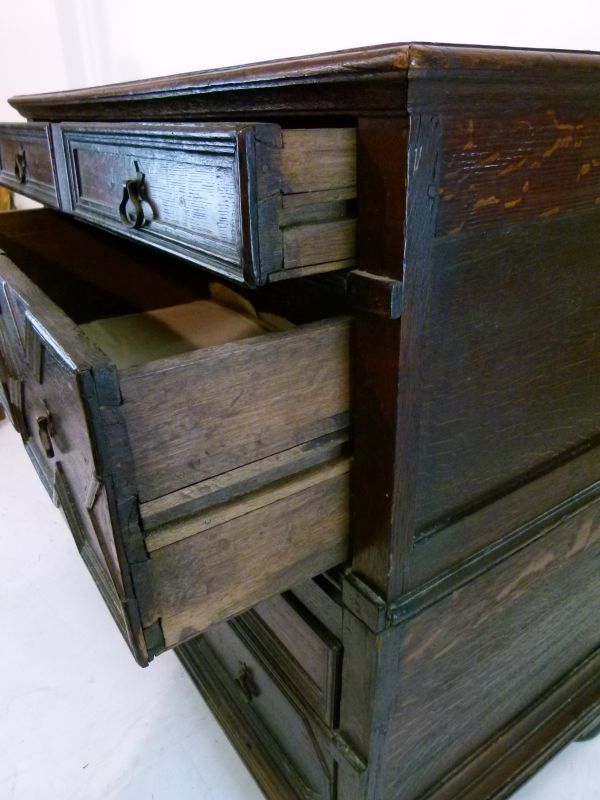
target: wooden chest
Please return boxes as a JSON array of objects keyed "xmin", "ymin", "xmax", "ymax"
[{"xmin": 0, "ymin": 43, "xmax": 599, "ymax": 799}]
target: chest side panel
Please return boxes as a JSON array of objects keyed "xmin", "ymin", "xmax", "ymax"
[{"xmin": 402, "ymin": 103, "xmax": 600, "ymax": 588}]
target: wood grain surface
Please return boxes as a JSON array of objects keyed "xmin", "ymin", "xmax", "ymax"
[
  {"xmin": 58, "ymin": 123, "xmax": 356, "ymax": 285},
  {"xmin": 202, "ymin": 620, "xmax": 336, "ymax": 798},
  {"xmin": 12, "ymin": 43, "xmax": 600, "ymax": 122},
  {"xmin": 119, "ymin": 317, "xmax": 351, "ymax": 503},
  {"xmin": 247, "ymin": 591, "xmax": 342, "ymax": 726},
  {"xmin": 4, "ymin": 42, "xmax": 600, "ymax": 800},
  {"xmin": 381, "ymin": 496, "xmax": 600, "ymax": 799},
  {"xmin": 438, "ymin": 109, "xmax": 600, "ymax": 234},
  {"xmin": 412, "ymin": 211, "xmax": 600, "ymax": 541},
  {"xmin": 0, "ymin": 123, "xmax": 58, "ymax": 208},
  {"xmin": 140, "ymin": 464, "xmax": 350, "ymax": 648}
]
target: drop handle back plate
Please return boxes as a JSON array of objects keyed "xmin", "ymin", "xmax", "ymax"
[
  {"xmin": 14, "ymin": 150, "xmax": 26, "ymax": 184},
  {"xmin": 37, "ymin": 413, "xmax": 55, "ymax": 458},
  {"xmin": 119, "ymin": 161, "xmax": 152, "ymax": 229},
  {"xmin": 235, "ymin": 662, "xmax": 260, "ymax": 704}
]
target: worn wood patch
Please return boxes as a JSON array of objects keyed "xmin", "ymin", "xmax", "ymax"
[{"xmin": 438, "ymin": 109, "xmax": 600, "ymax": 235}]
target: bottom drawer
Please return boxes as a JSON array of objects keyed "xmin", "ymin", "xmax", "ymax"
[
  {"xmin": 248, "ymin": 588, "xmax": 343, "ymax": 726},
  {"xmin": 181, "ymin": 620, "xmax": 337, "ymax": 800}
]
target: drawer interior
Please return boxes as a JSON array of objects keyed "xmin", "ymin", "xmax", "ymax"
[{"xmin": 0, "ymin": 209, "xmax": 351, "ymax": 329}]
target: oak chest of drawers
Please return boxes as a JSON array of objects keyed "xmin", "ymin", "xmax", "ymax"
[{"xmin": 0, "ymin": 43, "xmax": 599, "ymax": 799}]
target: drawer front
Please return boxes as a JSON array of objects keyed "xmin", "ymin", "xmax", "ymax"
[
  {"xmin": 0, "ymin": 209, "xmax": 351, "ymax": 667},
  {"xmin": 60, "ymin": 122, "xmax": 356, "ymax": 286},
  {"xmin": 0, "ymin": 124, "xmax": 59, "ymax": 207},
  {"xmin": 247, "ymin": 592, "xmax": 342, "ymax": 726},
  {"xmin": 201, "ymin": 620, "xmax": 336, "ymax": 800},
  {"xmin": 0, "ymin": 301, "xmax": 19, "ymax": 430},
  {"xmin": 0, "ymin": 262, "xmax": 131, "ymax": 636}
]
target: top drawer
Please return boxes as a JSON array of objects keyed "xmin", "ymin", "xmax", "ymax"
[
  {"xmin": 0, "ymin": 123, "xmax": 59, "ymax": 208},
  {"xmin": 59, "ymin": 122, "xmax": 356, "ymax": 287}
]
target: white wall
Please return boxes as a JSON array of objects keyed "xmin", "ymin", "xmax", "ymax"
[{"xmin": 2, "ymin": 0, "xmax": 600, "ymax": 122}]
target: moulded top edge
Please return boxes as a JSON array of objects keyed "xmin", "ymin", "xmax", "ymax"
[{"xmin": 9, "ymin": 42, "xmax": 600, "ymax": 121}]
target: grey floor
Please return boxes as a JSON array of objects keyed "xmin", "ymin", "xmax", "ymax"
[{"xmin": 1, "ymin": 417, "xmax": 598, "ymax": 800}]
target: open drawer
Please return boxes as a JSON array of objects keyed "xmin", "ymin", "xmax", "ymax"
[
  {"xmin": 58, "ymin": 122, "xmax": 356, "ymax": 286},
  {"xmin": 0, "ymin": 209, "xmax": 351, "ymax": 665}
]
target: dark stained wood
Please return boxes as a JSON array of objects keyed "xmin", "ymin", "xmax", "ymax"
[
  {"xmin": 409, "ymin": 443, "xmax": 600, "ymax": 586},
  {"xmin": 355, "ymin": 117, "xmax": 407, "ymax": 280},
  {"xmin": 203, "ymin": 620, "xmax": 337, "ymax": 799},
  {"xmin": 411, "ymin": 211, "xmax": 600, "ymax": 542},
  {"xmin": 244, "ymin": 591, "xmax": 343, "ymax": 726},
  {"xmin": 349, "ymin": 117, "xmax": 408, "ymax": 599},
  {"xmin": 410, "ymin": 44, "xmax": 600, "ymax": 73},
  {"xmin": 3, "ymin": 42, "xmax": 600, "ymax": 800},
  {"xmin": 380, "ymin": 496, "xmax": 600, "ymax": 799},
  {"xmin": 347, "ymin": 271, "xmax": 402, "ymax": 319},
  {"xmin": 577, "ymin": 713, "xmax": 600, "ymax": 742},
  {"xmin": 0, "ymin": 224, "xmax": 147, "ymax": 661},
  {"xmin": 0, "ymin": 124, "xmax": 59, "ymax": 208},
  {"xmin": 178, "ymin": 633, "xmax": 331, "ymax": 800},
  {"xmin": 57, "ymin": 123, "xmax": 356, "ymax": 286},
  {"xmin": 421, "ymin": 650, "xmax": 600, "ymax": 799},
  {"xmin": 11, "ymin": 43, "xmax": 411, "ymax": 121},
  {"xmin": 438, "ymin": 109, "xmax": 600, "ymax": 235},
  {"xmin": 13, "ymin": 43, "xmax": 600, "ymax": 124}
]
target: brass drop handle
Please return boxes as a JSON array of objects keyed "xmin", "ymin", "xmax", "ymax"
[
  {"xmin": 14, "ymin": 149, "xmax": 26, "ymax": 184},
  {"xmin": 119, "ymin": 162, "xmax": 151, "ymax": 229},
  {"xmin": 37, "ymin": 412, "xmax": 55, "ymax": 458},
  {"xmin": 235, "ymin": 662, "xmax": 260, "ymax": 704}
]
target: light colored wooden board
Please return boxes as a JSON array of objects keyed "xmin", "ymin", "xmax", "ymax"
[
  {"xmin": 142, "ymin": 465, "xmax": 351, "ymax": 648},
  {"xmin": 0, "ymin": 187, "xmax": 11, "ymax": 211},
  {"xmin": 267, "ymin": 258, "xmax": 356, "ymax": 282},
  {"xmin": 140, "ymin": 429, "xmax": 349, "ymax": 530},
  {"xmin": 283, "ymin": 219, "xmax": 356, "ymax": 270},
  {"xmin": 145, "ymin": 458, "xmax": 350, "ymax": 551},
  {"xmin": 119, "ymin": 317, "xmax": 351, "ymax": 503},
  {"xmin": 281, "ymin": 185, "xmax": 356, "ymax": 211},
  {"xmin": 280, "ymin": 129, "xmax": 357, "ymax": 194}
]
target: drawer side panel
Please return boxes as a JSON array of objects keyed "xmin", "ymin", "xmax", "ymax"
[
  {"xmin": 119, "ymin": 317, "xmax": 351, "ymax": 503},
  {"xmin": 143, "ymin": 466, "xmax": 350, "ymax": 649}
]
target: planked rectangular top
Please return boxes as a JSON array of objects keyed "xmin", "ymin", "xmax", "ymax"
[{"xmin": 10, "ymin": 43, "xmax": 600, "ymax": 121}]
